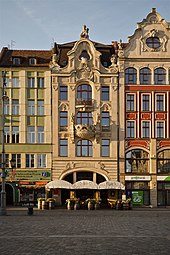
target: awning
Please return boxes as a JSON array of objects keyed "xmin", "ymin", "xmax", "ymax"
[
  {"xmin": 98, "ymin": 181, "xmax": 125, "ymax": 190},
  {"xmin": 72, "ymin": 180, "xmax": 98, "ymax": 190},
  {"xmin": 45, "ymin": 180, "xmax": 73, "ymax": 189}
]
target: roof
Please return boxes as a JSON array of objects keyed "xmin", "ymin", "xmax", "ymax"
[{"xmin": 0, "ymin": 47, "xmax": 52, "ymax": 67}]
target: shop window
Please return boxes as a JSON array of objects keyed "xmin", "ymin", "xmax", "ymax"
[
  {"xmin": 157, "ymin": 150, "xmax": 170, "ymax": 174},
  {"xmin": 125, "ymin": 67, "xmax": 137, "ymax": 85},
  {"xmin": 126, "ymin": 149, "xmax": 149, "ymax": 173}
]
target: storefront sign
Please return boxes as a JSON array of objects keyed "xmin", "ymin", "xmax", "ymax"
[
  {"xmin": 132, "ymin": 191, "xmax": 144, "ymax": 205},
  {"xmin": 157, "ymin": 176, "xmax": 170, "ymax": 181},
  {"xmin": 0, "ymin": 169, "xmax": 51, "ymax": 181},
  {"xmin": 125, "ymin": 176, "xmax": 151, "ymax": 181}
]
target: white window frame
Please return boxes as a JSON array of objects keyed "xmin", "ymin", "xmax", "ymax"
[
  {"xmin": 141, "ymin": 93, "xmax": 151, "ymax": 111},
  {"xmin": 156, "ymin": 121, "xmax": 165, "ymax": 138},
  {"xmin": 37, "ymin": 154, "xmax": 46, "ymax": 168},
  {"xmin": 37, "ymin": 126, "xmax": 44, "ymax": 143},
  {"xmin": 141, "ymin": 121, "xmax": 151, "ymax": 138},
  {"xmin": 126, "ymin": 121, "xmax": 136, "ymax": 138},
  {"xmin": 155, "ymin": 93, "xmax": 165, "ymax": 112},
  {"xmin": 37, "ymin": 100, "xmax": 44, "ymax": 115},
  {"xmin": 12, "ymin": 99, "xmax": 19, "ymax": 115},
  {"xmin": 12, "ymin": 77, "xmax": 19, "ymax": 88},
  {"xmin": 126, "ymin": 93, "xmax": 136, "ymax": 111},
  {"xmin": 13, "ymin": 58, "xmax": 20, "ymax": 65},
  {"xmin": 27, "ymin": 126, "xmax": 35, "ymax": 143},
  {"xmin": 29, "ymin": 58, "xmax": 36, "ymax": 65}
]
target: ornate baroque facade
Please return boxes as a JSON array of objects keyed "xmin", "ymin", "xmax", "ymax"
[{"xmin": 0, "ymin": 8, "xmax": 170, "ymax": 207}]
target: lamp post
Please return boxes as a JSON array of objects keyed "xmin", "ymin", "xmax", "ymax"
[{"xmin": 0, "ymin": 72, "xmax": 8, "ymax": 216}]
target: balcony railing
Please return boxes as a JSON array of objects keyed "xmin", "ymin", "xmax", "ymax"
[{"xmin": 76, "ymin": 99, "xmax": 94, "ymax": 107}]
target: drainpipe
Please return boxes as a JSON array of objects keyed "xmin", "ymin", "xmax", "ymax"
[{"xmin": 117, "ymin": 70, "xmax": 120, "ymax": 182}]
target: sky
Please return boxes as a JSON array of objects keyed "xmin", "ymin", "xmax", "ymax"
[{"xmin": 0, "ymin": 0, "xmax": 169, "ymax": 50}]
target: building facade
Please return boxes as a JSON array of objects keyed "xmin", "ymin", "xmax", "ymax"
[{"xmin": 0, "ymin": 8, "xmax": 170, "ymax": 207}]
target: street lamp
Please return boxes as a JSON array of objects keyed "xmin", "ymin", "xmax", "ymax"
[{"xmin": 0, "ymin": 72, "xmax": 8, "ymax": 216}]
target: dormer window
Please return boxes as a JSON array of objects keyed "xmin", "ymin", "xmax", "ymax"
[
  {"xmin": 13, "ymin": 58, "xmax": 20, "ymax": 65},
  {"xmin": 79, "ymin": 50, "xmax": 90, "ymax": 60},
  {"xmin": 29, "ymin": 58, "xmax": 36, "ymax": 65}
]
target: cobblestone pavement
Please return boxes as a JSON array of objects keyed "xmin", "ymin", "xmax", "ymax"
[{"xmin": 0, "ymin": 208, "xmax": 170, "ymax": 255}]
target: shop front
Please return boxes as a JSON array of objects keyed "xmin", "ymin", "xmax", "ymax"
[
  {"xmin": 125, "ymin": 176, "xmax": 151, "ymax": 206},
  {"xmin": 157, "ymin": 176, "xmax": 170, "ymax": 206}
]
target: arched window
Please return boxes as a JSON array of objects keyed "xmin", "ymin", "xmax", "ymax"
[
  {"xmin": 77, "ymin": 84, "xmax": 92, "ymax": 105},
  {"xmin": 157, "ymin": 150, "xmax": 170, "ymax": 174},
  {"xmin": 126, "ymin": 149, "xmax": 149, "ymax": 173},
  {"xmin": 154, "ymin": 68, "xmax": 166, "ymax": 85},
  {"xmin": 125, "ymin": 67, "xmax": 137, "ymax": 85},
  {"xmin": 76, "ymin": 139, "xmax": 92, "ymax": 157},
  {"xmin": 140, "ymin": 68, "xmax": 151, "ymax": 85}
]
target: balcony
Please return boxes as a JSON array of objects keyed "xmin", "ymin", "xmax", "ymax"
[
  {"xmin": 75, "ymin": 99, "xmax": 94, "ymax": 111},
  {"xmin": 75, "ymin": 124, "xmax": 95, "ymax": 139}
]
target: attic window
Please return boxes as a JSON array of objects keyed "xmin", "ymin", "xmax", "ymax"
[
  {"xmin": 29, "ymin": 58, "xmax": 36, "ymax": 65},
  {"xmin": 146, "ymin": 37, "xmax": 160, "ymax": 49},
  {"xmin": 13, "ymin": 58, "xmax": 20, "ymax": 65},
  {"xmin": 79, "ymin": 50, "xmax": 90, "ymax": 60}
]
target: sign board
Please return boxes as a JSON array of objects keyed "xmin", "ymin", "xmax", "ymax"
[
  {"xmin": 132, "ymin": 191, "xmax": 144, "ymax": 205},
  {"xmin": 125, "ymin": 176, "xmax": 151, "ymax": 181},
  {"xmin": 157, "ymin": 176, "xmax": 170, "ymax": 181}
]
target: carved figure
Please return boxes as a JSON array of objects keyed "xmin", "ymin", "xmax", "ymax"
[{"xmin": 80, "ymin": 25, "xmax": 89, "ymax": 39}]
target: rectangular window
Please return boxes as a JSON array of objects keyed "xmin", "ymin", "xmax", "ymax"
[
  {"xmin": 156, "ymin": 122, "xmax": 164, "ymax": 138},
  {"xmin": 12, "ymin": 99, "xmax": 19, "ymax": 115},
  {"xmin": 101, "ymin": 112, "xmax": 110, "ymax": 130},
  {"xmin": 13, "ymin": 58, "xmax": 20, "ymax": 65},
  {"xmin": 27, "ymin": 126, "xmax": 35, "ymax": 143},
  {"xmin": 59, "ymin": 86, "xmax": 68, "ymax": 100},
  {"xmin": 28, "ymin": 77, "xmax": 35, "ymax": 88},
  {"xmin": 37, "ymin": 100, "xmax": 44, "ymax": 115},
  {"xmin": 76, "ymin": 112, "xmax": 92, "ymax": 125},
  {"xmin": 4, "ymin": 100, "xmax": 9, "ymax": 115},
  {"xmin": 26, "ymin": 154, "xmax": 34, "ymax": 168},
  {"xmin": 59, "ymin": 139, "xmax": 68, "ymax": 156},
  {"xmin": 126, "ymin": 94, "xmax": 135, "ymax": 111},
  {"xmin": 156, "ymin": 94, "xmax": 164, "ymax": 111},
  {"xmin": 127, "ymin": 121, "xmax": 135, "ymax": 138},
  {"xmin": 4, "ymin": 126, "xmax": 10, "ymax": 143},
  {"xmin": 12, "ymin": 126, "xmax": 19, "ymax": 143},
  {"xmin": 142, "ymin": 94, "xmax": 150, "ymax": 111},
  {"xmin": 142, "ymin": 121, "xmax": 150, "ymax": 138},
  {"xmin": 101, "ymin": 86, "xmax": 109, "ymax": 101},
  {"xmin": 38, "ymin": 126, "xmax": 44, "ymax": 143},
  {"xmin": 60, "ymin": 111, "xmax": 68, "ymax": 130},
  {"xmin": 37, "ymin": 154, "xmax": 46, "ymax": 168},
  {"xmin": 37, "ymin": 77, "xmax": 44, "ymax": 88},
  {"xmin": 11, "ymin": 154, "xmax": 21, "ymax": 168},
  {"xmin": 101, "ymin": 139, "xmax": 110, "ymax": 157},
  {"xmin": 27, "ymin": 100, "xmax": 35, "ymax": 115},
  {"xmin": 12, "ymin": 77, "xmax": 19, "ymax": 88}
]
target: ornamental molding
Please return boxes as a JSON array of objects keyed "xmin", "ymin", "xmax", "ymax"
[
  {"xmin": 75, "ymin": 124, "xmax": 95, "ymax": 139},
  {"xmin": 100, "ymin": 103, "xmax": 111, "ymax": 111},
  {"xmin": 140, "ymin": 29, "xmax": 168, "ymax": 52},
  {"xmin": 58, "ymin": 102, "xmax": 69, "ymax": 111},
  {"xmin": 53, "ymin": 84, "xmax": 58, "ymax": 91}
]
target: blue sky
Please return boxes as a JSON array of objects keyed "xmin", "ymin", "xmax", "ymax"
[{"xmin": 0, "ymin": 0, "xmax": 169, "ymax": 50}]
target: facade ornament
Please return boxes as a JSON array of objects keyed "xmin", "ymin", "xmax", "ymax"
[
  {"xmin": 59, "ymin": 102, "xmax": 69, "ymax": 111},
  {"xmin": 50, "ymin": 43, "xmax": 61, "ymax": 71},
  {"xmin": 76, "ymin": 57, "xmax": 93, "ymax": 80},
  {"xmin": 75, "ymin": 124, "xmax": 95, "ymax": 139},
  {"xmin": 53, "ymin": 84, "xmax": 58, "ymax": 91},
  {"xmin": 117, "ymin": 39, "xmax": 124, "ymax": 58},
  {"xmin": 80, "ymin": 25, "xmax": 89, "ymax": 39},
  {"xmin": 109, "ymin": 54, "xmax": 119, "ymax": 73}
]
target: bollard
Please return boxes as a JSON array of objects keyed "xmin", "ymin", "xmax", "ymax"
[{"xmin": 27, "ymin": 206, "xmax": 34, "ymax": 215}]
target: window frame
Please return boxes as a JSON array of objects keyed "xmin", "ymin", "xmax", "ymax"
[
  {"xmin": 140, "ymin": 67, "xmax": 151, "ymax": 85},
  {"xmin": 126, "ymin": 121, "xmax": 135, "ymax": 138},
  {"xmin": 154, "ymin": 68, "xmax": 166, "ymax": 85},
  {"xmin": 59, "ymin": 139, "xmax": 68, "ymax": 157},
  {"xmin": 76, "ymin": 139, "xmax": 92, "ymax": 157},
  {"xmin": 142, "ymin": 121, "xmax": 150, "ymax": 138},
  {"xmin": 101, "ymin": 139, "xmax": 110, "ymax": 157},
  {"xmin": 125, "ymin": 67, "xmax": 137, "ymax": 85}
]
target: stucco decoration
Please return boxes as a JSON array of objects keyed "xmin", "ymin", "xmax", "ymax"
[
  {"xmin": 109, "ymin": 54, "xmax": 119, "ymax": 73},
  {"xmin": 75, "ymin": 124, "xmax": 95, "ymax": 139},
  {"xmin": 100, "ymin": 103, "xmax": 111, "ymax": 111},
  {"xmin": 80, "ymin": 25, "xmax": 89, "ymax": 39},
  {"xmin": 117, "ymin": 40, "xmax": 124, "ymax": 58},
  {"xmin": 50, "ymin": 43, "xmax": 61, "ymax": 71},
  {"xmin": 59, "ymin": 102, "xmax": 69, "ymax": 111},
  {"xmin": 76, "ymin": 57, "xmax": 93, "ymax": 80},
  {"xmin": 140, "ymin": 29, "xmax": 168, "ymax": 52}
]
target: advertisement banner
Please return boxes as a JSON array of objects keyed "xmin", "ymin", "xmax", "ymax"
[{"xmin": 132, "ymin": 191, "xmax": 144, "ymax": 205}]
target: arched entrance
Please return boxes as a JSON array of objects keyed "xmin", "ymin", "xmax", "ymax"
[{"xmin": 0, "ymin": 183, "xmax": 14, "ymax": 206}]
